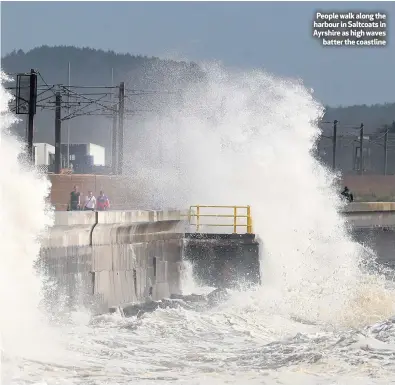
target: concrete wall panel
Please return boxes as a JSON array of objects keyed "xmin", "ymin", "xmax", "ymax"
[
  {"xmin": 92, "ymin": 245, "xmax": 113, "ymax": 272},
  {"xmin": 50, "ymin": 174, "xmax": 395, "ymax": 211},
  {"xmin": 344, "ymin": 202, "xmax": 395, "ymax": 229},
  {"xmin": 42, "ymin": 225, "xmax": 93, "ymax": 249},
  {"xmin": 91, "ymin": 221, "xmax": 184, "ymax": 246},
  {"xmin": 48, "ymin": 174, "xmax": 193, "ymax": 213},
  {"xmin": 40, "ymin": 210, "xmax": 185, "ymax": 314},
  {"xmin": 343, "ymin": 175, "xmax": 395, "ymax": 200},
  {"xmin": 49, "ymin": 174, "xmax": 160, "ymax": 211},
  {"xmin": 153, "ymin": 282, "xmax": 170, "ymax": 301}
]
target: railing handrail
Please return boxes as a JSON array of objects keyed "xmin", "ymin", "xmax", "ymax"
[
  {"xmin": 190, "ymin": 205, "xmax": 249, "ymax": 209},
  {"xmin": 186, "ymin": 204, "xmax": 253, "ymax": 234}
]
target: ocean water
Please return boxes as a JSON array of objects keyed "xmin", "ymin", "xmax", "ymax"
[{"xmin": 1, "ymin": 66, "xmax": 395, "ymax": 385}]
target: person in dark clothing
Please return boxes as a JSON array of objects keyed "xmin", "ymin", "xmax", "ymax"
[
  {"xmin": 341, "ymin": 186, "xmax": 354, "ymax": 202},
  {"xmin": 69, "ymin": 185, "xmax": 81, "ymax": 211}
]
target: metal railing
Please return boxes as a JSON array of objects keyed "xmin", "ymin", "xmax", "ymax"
[{"xmin": 187, "ymin": 205, "xmax": 253, "ymax": 234}]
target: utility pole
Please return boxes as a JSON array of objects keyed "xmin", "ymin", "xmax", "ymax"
[
  {"xmin": 54, "ymin": 92, "xmax": 62, "ymax": 174},
  {"xmin": 384, "ymin": 128, "xmax": 388, "ymax": 175},
  {"xmin": 27, "ymin": 69, "xmax": 37, "ymax": 164},
  {"xmin": 111, "ymin": 68, "xmax": 118, "ymax": 174},
  {"xmin": 332, "ymin": 119, "xmax": 338, "ymax": 170},
  {"xmin": 117, "ymin": 82, "xmax": 125, "ymax": 175},
  {"xmin": 112, "ymin": 104, "xmax": 118, "ymax": 174},
  {"xmin": 66, "ymin": 62, "xmax": 71, "ymax": 168},
  {"xmin": 359, "ymin": 123, "xmax": 364, "ymax": 175}
]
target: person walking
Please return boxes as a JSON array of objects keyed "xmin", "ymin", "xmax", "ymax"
[
  {"xmin": 96, "ymin": 190, "xmax": 110, "ymax": 211},
  {"xmin": 69, "ymin": 185, "xmax": 81, "ymax": 211},
  {"xmin": 83, "ymin": 191, "xmax": 96, "ymax": 211}
]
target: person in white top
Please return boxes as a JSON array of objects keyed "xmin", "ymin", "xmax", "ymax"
[{"xmin": 84, "ymin": 191, "xmax": 96, "ymax": 211}]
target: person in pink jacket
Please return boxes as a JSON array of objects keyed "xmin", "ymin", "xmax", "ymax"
[{"xmin": 96, "ymin": 190, "xmax": 110, "ymax": 211}]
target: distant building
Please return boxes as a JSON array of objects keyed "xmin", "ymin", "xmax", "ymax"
[
  {"xmin": 33, "ymin": 142, "xmax": 107, "ymax": 174},
  {"xmin": 34, "ymin": 142, "xmax": 68, "ymax": 172},
  {"xmin": 34, "ymin": 143, "xmax": 55, "ymax": 166},
  {"xmin": 61, "ymin": 143, "xmax": 106, "ymax": 174}
]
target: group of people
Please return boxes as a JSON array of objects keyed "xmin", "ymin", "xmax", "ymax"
[
  {"xmin": 69, "ymin": 185, "xmax": 110, "ymax": 211},
  {"xmin": 68, "ymin": 184, "xmax": 354, "ymax": 211}
]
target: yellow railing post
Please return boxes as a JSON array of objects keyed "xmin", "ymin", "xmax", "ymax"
[
  {"xmin": 196, "ymin": 205, "xmax": 200, "ymax": 232},
  {"xmin": 233, "ymin": 206, "xmax": 237, "ymax": 233},
  {"xmin": 188, "ymin": 205, "xmax": 253, "ymax": 234},
  {"xmin": 247, "ymin": 205, "xmax": 251, "ymax": 234}
]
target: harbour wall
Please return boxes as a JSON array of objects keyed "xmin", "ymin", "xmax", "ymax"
[
  {"xmin": 38, "ymin": 210, "xmax": 188, "ymax": 314},
  {"xmin": 36, "ymin": 202, "xmax": 395, "ymax": 315},
  {"xmin": 343, "ymin": 202, "xmax": 395, "ymax": 229},
  {"xmin": 343, "ymin": 202, "xmax": 395, "ymax": 268}
]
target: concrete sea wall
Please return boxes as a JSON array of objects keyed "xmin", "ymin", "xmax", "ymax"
[
  {"xmin": 38, "ymin": 210, "xmax": 188, "ymax": 314},
  {"xmin": 36, "ymin": 202, "xmax": 394, "ymax": 316},
  {"xmin": 184, "ymin": 233, "xmax": 260, "ymax": 288},
  {"xmin": 343, "ymin": 202, "xmax": 395, "ymax": 229}
]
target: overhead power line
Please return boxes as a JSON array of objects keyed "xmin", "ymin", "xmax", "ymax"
[{"xmin": 6, "ymin": 69, "xmax": 183, "ymax": 176}]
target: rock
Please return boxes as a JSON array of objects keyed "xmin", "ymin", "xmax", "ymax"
[
  {"xmin": 170, "ymin": 293, "xmax": 207, "ymax": 302},
  {"xmin": 122, "ymin": 301, "xmax": 162, "ymax": 318},
  {"xmin": 118, "ymin": 288, "xmax": 229, "ymax": 318},
  {"xmin": 207, "ymin": 288, "xmax": 229, "ymax": 305}
]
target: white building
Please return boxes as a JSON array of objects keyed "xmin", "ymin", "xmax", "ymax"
[
  {"xmin": 34, "ymin": 143, "xmax": 55, "ymax": 166},
  {"xmin": 61, "ymin": 143, "xmax": 105, "ymax": 166},
  {"xmin": 33, "ymin": 142, "xmax": 106, "ymax": 172}
]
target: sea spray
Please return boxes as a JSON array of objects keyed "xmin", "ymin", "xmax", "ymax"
[
  {"xmin": 180, "ymin": 260, "xmax": 215, "ymax": 295},
  {"xmin": 123, "ymin": 63, "xmax": 395, "ymax": 328},
  {"xmin": 0, "ymin": 60, "xmax": 392, "ymax": 384},
  {"xmin": 0, "ymin": 72, "xmax": 63, "ymax": 368}
]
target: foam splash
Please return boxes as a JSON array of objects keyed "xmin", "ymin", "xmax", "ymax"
[
  {"xmin": 0, "ymin": 71, "xmax": 65, "ymax": 373},
  {"xmin": 0, "ymin": 61, "xmax": 394, "ymax": 384},
  {"xmin": 180, "ymin": 260, "xmax": 215, "ymax": 295},
  {"xmin": 124, "ymin": 63, "xmax": 395, "ymax": 328}
]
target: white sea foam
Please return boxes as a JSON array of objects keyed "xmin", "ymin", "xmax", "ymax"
[
  {"xmin": 125, "ymin": 64, "xmax": 395, "ymax": 328},
  {"xmin": 0, "ymin": 72, "xmax": 69, "ymax": 382},
  {"xmin": 1, "ymin": 63, "xmax": 395, "ymax": 384}
]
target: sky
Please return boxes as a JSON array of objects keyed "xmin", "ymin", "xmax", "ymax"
[{"xmin": 1, "ymin": 1, "xmax": 394, "ymax": 106}]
